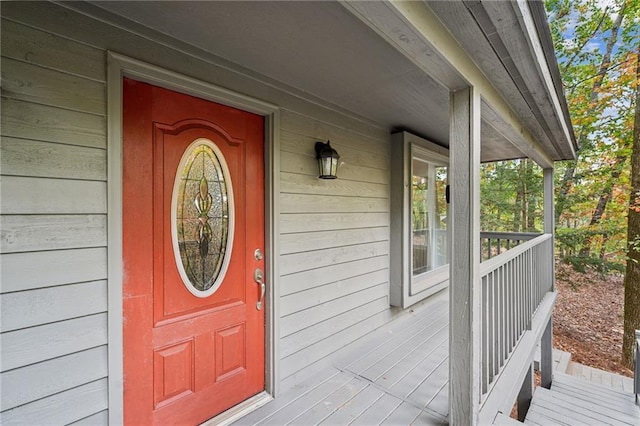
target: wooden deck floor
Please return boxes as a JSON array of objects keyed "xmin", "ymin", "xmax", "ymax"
[
  {"xmin": 525, "ymin": 372, "xmax": 640, "ymax": 426},
  {"xmin": 234, "ymin": 293, "xmax": 450, "ymax": 425},
  {"xmin": 566, "ymin": 362, "xmax": 635, "ymax": 393}
]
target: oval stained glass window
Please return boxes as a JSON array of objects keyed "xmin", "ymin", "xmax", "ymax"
[{"xmin": 171, "ymin": 139, "xmax": 234, "ymax": 297}]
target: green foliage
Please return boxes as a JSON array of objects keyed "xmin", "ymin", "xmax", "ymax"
[
  {"xmin": 545, "ymin": 0, "xmax": 638, "ymax": 270},
  {"xmin": 562, "ymin": 255, "xmax": 625, "ymax": 274},
  {"xmin": 481, "ymin": 159, "xmax": 543, "ymax": 233}
]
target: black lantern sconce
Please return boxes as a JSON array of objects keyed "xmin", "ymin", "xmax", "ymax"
[{"xmin": 315, "ymin": 140, "xmax": 340, "ymax": 179}]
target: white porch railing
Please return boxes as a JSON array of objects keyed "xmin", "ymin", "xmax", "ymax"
[
  {"xmin": 480, "ymin": 231, "xmax": 541, "ymax": 261},
  {"xmin": 478, "ymin": 233, "xmax": 554, "ymax": 400}
]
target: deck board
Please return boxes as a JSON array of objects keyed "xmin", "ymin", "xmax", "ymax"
[
  {"xmin": 349, "ymin": 393, "xmax": 403, "ymax": 425},
  {"xmin": 356, "ymin": 316, "xmax": 448, "ymax": 382},
  {"xmin": 374, "ymin": 326, "xmax": 447, "ymax": 383},
  {"xmin": 342, "ymin": 304, "xmax": 448, "ymax": 374},
  {"xmin": 550, "ymin": 382, "xmax": 639, "ymax": 414},
  {"xmin": 532, "ymin": 387, "xmax": 632, "ymax": 426},
  {"xmin": 235, "ymin": 371, "xmax": 351, "ymax": 425},
  {"xmin": 291, "ymin": 379, "xmax": 369, "ymax": 425},
  {"xmin": 379, "ymin": 402, "xmax": 423, "ymax": 425},
  {"xmin": 566, "ymin": 362, "xmax": 634, "ymax": 392},
  {"xmin": 234, "ymin": 290, "xmax": 638, "ymax": 426},
  {"xmin": 553, "ymin": 373, "xmax": 638, "ymax": 406},
  {"xmin": 526, "ymin": 404, "xmax": 575, "ymax": 426},
  {"xmin": 233, "ymin": 294, "xmax": 450, "ymax": 425},
  {"xmin": 385, "ymin": 341, "xmax": 448, "ymax": 399},
  {"xmin": 407, "ymin": 357, "xmax": 449, "ymax": 411},
  {"xmin": 525, "ymin": 372, "xmax": 640, "ymax": 426},
  {"xmin": 318, "ymin": 384, "xmax": 385, "ymax": 425}
]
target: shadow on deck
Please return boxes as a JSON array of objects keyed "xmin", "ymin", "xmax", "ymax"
[{"xmin": 235, "ymin": 292, "xmax": 450, "ymax": 425}]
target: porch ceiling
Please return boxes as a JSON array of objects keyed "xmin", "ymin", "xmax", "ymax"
[{"xmin": 90, "ymin": 0, "xmax": 529, "ymax": 162}]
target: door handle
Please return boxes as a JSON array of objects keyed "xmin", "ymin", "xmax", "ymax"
[{"xmin": 254, "ymin": 268, "xmax": 265, "ymax": 310}]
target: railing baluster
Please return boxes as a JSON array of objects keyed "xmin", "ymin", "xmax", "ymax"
[
  {"xmin": 516, "ymin": 256, "xmax": 520, "ymax": 339},
  {"xmin": 488, "ymin": 271, "xmax": 497, "ymax": 382},
  {"xmin": 511, "ymin": 257, "xmax": 516, "ymax": 343},
  {"xmin": 482, "ymin": 274, "xmax": 488, "ymax": 394},
  {"xmin": 479, "ymin": 234, "xmax": 552, "ymax": 402},
  {"xmin": 527, "ymin": 249, "xmax": 532, "ymax": 329},
  {"xmin": 503, "ymin": 263, "xmax": 509, "ymax": 363}
]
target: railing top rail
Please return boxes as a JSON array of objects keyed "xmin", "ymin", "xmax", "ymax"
[
  {"xmin": 480, "ymin": 233, "xmax": 552, "ymax": 276},
  {"xmin": 480, "ymin": 231, "xmax": 542, "ymax": 241}
]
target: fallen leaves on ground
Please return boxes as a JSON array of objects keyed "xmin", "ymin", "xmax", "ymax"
[{"xmin": 553, "ymin": 262, "xmax": 632, "ymax": 377}]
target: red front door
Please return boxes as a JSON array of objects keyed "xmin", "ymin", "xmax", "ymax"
[{"xmin": 123, "ymin": 78, "xmax": 265, "ymax": 425}]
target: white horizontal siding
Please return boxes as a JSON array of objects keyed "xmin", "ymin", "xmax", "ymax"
[
  {"xmin": 70, "ymin": 410, "xmax": 109, "ymax": 426},
  {"xmin": 1, "ymin": 57, "xmax": 105, "ymax": 115},
  {"xmin": 280, "ymin": 193, "xmax": 389, "ymax": 214},
  {"xmin": 281, "ymin": 269, "xmax": 389, "ymax": 317},
  {"xmin": 280, "ymin": 110, "xmax": 388, "ymax": 152},
  {"xmin": 280, "ymin": 227, "xmax": 389, "ymax": 255},
  {"xmin": 0, "ymin": 215, "xmax": 107, "ymax": 253},
  {"xmin": 0, "ymin": 17, "xmax": 109, "ymax": 424},
  {"xmin": 1, "ymin": 98, "xmax": 107, "ymax": 149},
  {"xmin": 1, "ymin": 18, "xmax": 106, "ymax": 81},
  {"xmin": 1, "ymin": 248, "xmax": 107, "ymax": 293},
  {"xmin": 0, "ymin": 176, "xmax": 107, "ymax": 215},
  {"xmin": 277, "ymin": 110, "xmax": 394, "ymax": 382},
  {"xmin": 1, "ymin": 281, "xmax": 108, "ymax": 332},
  {"xmin": 280, "ymin": 150, "xmax": 389, "ymax": 184},
  {"xmin": 0, "ymin": 346, "xmax": 108, "ymax": 411},
  {"xmin": 280, "ymin": 212, "xmax": 390, "ymax": 233},
  {"xmin": 1, "ymin": 313, "xmax": 108, "ymax": 371},
  {"xmin": 0, "ymin": 379, "xmax": 108, "ymax": 426},
  {"xmin": 280, "ymin": 241, "xmax": 389, "ymax": 276},
  {"xmin": 1, "ymin": 137, "xmax": 107, "ymax": 180},
  {"xmin": 280, "ymin": 256, "xmax": 389, "ymax": 297},
  {"xmin": 281, "ymin": 283, "xmax": 390, "ymax": 337}
]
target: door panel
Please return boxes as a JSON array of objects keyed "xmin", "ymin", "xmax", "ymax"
[{"xmin": 123, "ymin": 78, "xmax": 265, "ymax": 425}]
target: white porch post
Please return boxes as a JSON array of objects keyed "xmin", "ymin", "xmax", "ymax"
[
  {"xmin": 544, "ymin": 167, "xmax": 555, "ymax": 287},
  {"xmin": 449, "ymin": 87, "xmax": 482, "ymax": 425},
  {"xmin": 541, "ymin": 167, "xmax": 555, "ymax": 388}
]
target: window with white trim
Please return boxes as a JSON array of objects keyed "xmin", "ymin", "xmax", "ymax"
[{"xmin": 390, "ymin": 132, "xmax": 449, "ymax": 308}]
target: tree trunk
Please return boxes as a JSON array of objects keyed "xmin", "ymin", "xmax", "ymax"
[
  {"xmin": 579, "ymin": 156, "xmax": 625, "ymax": 257},
  {"xmin": 555, "ymin": 5, "xmax": 626, "ymax": 225},
  {"xmin": 622, "ymin": 47, "xmax": 640, "ymax": 370}
]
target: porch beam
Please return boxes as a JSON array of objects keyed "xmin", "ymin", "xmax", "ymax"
[
  {"xmin": 449, "ymin": 87, "xmax": 482, "ymax": 425},
  {"xmin": 340, "ymin": 0, "xmax": 554, "ymax": 169}
]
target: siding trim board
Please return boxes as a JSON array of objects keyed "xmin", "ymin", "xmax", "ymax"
[{"xmin": 106, "ymin": 52, "xmax": 281, "ymax": 423}]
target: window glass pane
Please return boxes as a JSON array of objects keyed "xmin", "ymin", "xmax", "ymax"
[
  {"xmin": 174, "ymin": 143, "xmax": 230, "ymax": 293},
  {"xmin": 412, "ymin": 157, "xmax": 448, "ymax": 276}
]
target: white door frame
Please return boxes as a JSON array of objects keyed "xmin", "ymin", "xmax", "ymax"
[{"xmin": 106, "ymin": 52, "xmax": 280, "ymax": 424}]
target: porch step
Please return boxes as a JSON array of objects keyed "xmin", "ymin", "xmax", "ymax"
[
  {"xmin": 533, "ymin": 348, "xmax": 571, "ymax": 373},
  {"xmin": 566, "ymin": 361, "xmax": 635, "ymax": 393},
  {"xmin": 524, "ymin": 372, "xmax": 640, "ymax": 426}
]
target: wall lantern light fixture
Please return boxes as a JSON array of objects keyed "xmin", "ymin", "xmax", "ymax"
[{"xmin": 315, "ymin": 140, "xmax": 340, "ymax": 179}]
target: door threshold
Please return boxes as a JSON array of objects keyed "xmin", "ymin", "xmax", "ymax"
[{"xmin": 200, "ymin": 392, "xmax": 273, "ymax": 426}]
